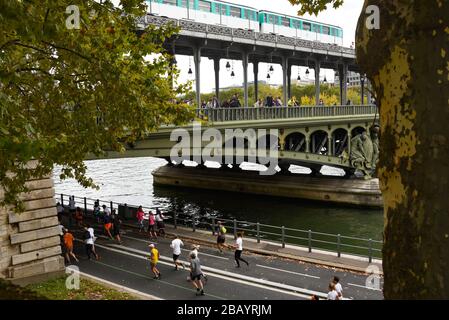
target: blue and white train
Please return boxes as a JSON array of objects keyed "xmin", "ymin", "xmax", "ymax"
[{"xmin": 146, "ymin": 0, "xmax": 344, "ymax": 46}]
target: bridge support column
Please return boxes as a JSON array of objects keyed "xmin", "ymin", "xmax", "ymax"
[
  {"xmin": 253, "ymin": 61, "xmax": 259, "ymax": 102},
  {"xmin": 315, "ymin": 60, "xmax": 321, "ymax": 105},
  {"xmin": 287, "ymin": 63, "xmax": 292, "ymax": 100},
  {"xmin": 305, "ymin": 137, "xmax": 311, "ymax": 153},
  {"xmin": 327, "ymin": 133, "xmax": 331, "ymax": 155},
  {"xmin": 340, "ymin": 63, "xmax": 348, "ymax": 105},
  {"xmin": 193, "ymin": 46, "xmax": 201, "ymax": 108},
  {"xmin": 242, "ymin": 51, "xmax": 249, "ymax": 108},
  {"xmin": 214, "ymin": 57, "xmax": 220, "ymax": 103},
  {"xmin": 282, "ymin": 57, "xmax": 288, "ymax": 107}
]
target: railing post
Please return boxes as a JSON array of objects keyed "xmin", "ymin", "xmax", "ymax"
[
  {"xmin": 60, "ymin": 194, "xmax": 64, "ymax": 206},
  {"xmin": 84, "ymin": 197, "xmax": 87, "ymax": 215},
  {"xmin": 233, "ymin": 219, "xmax": 237, "ymax": 239},
  {"xmin": 211, "ymin": 217, "xmax": 216, "ymax": 235},
  {"xmin": 281, "ymin": 226, "xmax": 285, "ymax": 248},
  {"xmin": 110, "ymin": 201, "xmax": 113, "ymax": 213},
  {"xmin": 308, "ymin": 230, "xmax": 312, "ymax": 253},
  {"xmin": 368, "ymin": 238, "xmax": 373, "ymax": 263},
  {"xmin": 337, "ymin": 234, "xmax": 341, "ymax": 258},
  {"xmin": 256, "ymin": 222, "xmax": 260, "ymax": 243},
  {"xmin": 192, "ymin": 214, "xmax": 196, "ymax": 232},
  {"xmin": 174, "ymin": 211, "xmax": 177, "ymax": 229}
]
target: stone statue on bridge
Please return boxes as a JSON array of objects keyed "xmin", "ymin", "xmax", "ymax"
[{"xmin": 350, "ymin": 126, "xmax": 380, "ymax": 179}]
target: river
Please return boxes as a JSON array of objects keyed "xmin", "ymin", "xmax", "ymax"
[{"xmin": 52, "ymin": 157, "xmax": 383, "ymax": 242}]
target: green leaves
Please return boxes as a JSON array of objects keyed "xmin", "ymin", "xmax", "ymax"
[
  {"xmin": 0, "ymin": 0, "xmax": 193, "ymax": 211},
  {"xmin": 288, "ymin": 0, "xmax": 344, "ymax": 16}
]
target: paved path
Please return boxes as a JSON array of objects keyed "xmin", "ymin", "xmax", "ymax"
[{"xmin": 64, "ymin": 218, "xmax": 383, "ymax": 300}]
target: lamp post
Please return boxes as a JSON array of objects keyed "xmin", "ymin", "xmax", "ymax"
[{"xmin": 360, "ymin": 73, "xmax": 366, "ymax": 105}]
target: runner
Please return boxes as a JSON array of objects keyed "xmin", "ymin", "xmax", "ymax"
[
  {"xmin": 103, "ymin": 212, "xmax": 114, "ymax": 240},
  {"xmin": 68, "ymin": 196, "xmax": 76, "ymax": 226},
  {"xmin": 102, "ymin": 204, "xmax": 111, "ymax": 216},
  {"xmin": 148, "ymin": 244, "xmax": 161, "ymax": 279},
  {"xmin": 147, "ymin": 210, "xmax": 157, "ymax": 240},
  {"xmin": 112, "ymin": 210, "xmax": 122, "ymax": 245},
  {"xmin": 234, "ymin": 232, "xmax": 249, "ymax": 268},
  {"xmin": 327, "ymin": 282, "xmax": 339, "ymax": 300},
  {"xmin": 136, "ymin": 206, "xmax": 145, "ymax": 233},
  {"xmin": 56, "ymin": 202, "xmax": 64, "ymax": 222},
  {"xmin": 189, "ymin": 251, "xmax": 205, "ymax": 296},
  {"xmin": 155, "ymin": 208, "xmax": 165, "ymax": 237},
  {"xmin": 63, "ymin": 228, "xmax": 79, "ymax": 263},
  {"xmin": 216, "ymin": 221, "xmax": 227, "ymax": 253},
  {"xmin": 74, "ymin": 207, "xmax": 83, "ymax": 228},
  {"xmin": 170, "ymin": 235, "xmax": 185, "ymax": 271},
  {"xmin": 93, "ymin": 200, "xmax": 101, "ymax": 224},
  {"xmin": 333, "ymin": 276, "xmax": 343, "ymax": 299},
  {"xmin": 187, "ymin": 245, "xmax": 207, "ymax": 284},
  {"xmin": 84, "ymin": 224, "xmax": 99, "ymax": 260}
]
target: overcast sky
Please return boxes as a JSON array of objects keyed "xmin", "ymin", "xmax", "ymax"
[{"xmin": 170, "ymin": 0, "xmax": 364, "ymax": 94}]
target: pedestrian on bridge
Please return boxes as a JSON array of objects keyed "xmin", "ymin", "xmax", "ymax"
[
  {"xmin": 170, "ymin": 235, "xmax": 185, "ymax": 271},
  {"xmin": 148, "ymin": 244, "xmax": 161, "ymax": 280},
  {"xmin": 234, "ymin": 232, "xmax": 249, "ymax": 268}
]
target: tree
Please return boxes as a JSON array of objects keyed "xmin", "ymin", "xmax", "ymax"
[
  {"xmin": 0, "ymin": 0, "xmax": 193, "ymax": 210},
  {"xmin": 289, "ymin": 0, "xmax": 449, "ymax": 299}
]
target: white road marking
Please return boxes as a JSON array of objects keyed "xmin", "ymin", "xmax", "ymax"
[
  {"xmin": 256, "ymin": 264, "xmax": 320, "ymax": 279},
  {"xmin": 102, "ymin": 243, "xmax": 342, "ymax": 300},
  {"xmin": 347, "ymin": 283, "xmax": 383, "ymax": 291}
]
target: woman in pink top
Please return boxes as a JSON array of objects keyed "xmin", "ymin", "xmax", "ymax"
[
  {"xmin": 147, "ymin": 211, "xmax": 157, "ymax": 240},
  {"xmin": 136, "ymin": 206, "xmax": 145, "ymax": 232}
]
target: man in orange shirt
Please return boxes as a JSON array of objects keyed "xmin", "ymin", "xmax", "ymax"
[{"xmin": 63, "ymin": 228, "xmax": 79, "ymax": 264}]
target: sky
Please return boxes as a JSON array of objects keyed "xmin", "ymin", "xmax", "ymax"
[{"xmin": 173, "ymin": 0, "xmax": 364, "ymax": 94}]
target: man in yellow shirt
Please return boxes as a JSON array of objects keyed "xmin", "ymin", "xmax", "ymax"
[{"xmin": 148, "ymin": 244, "xmax": 161, "ymax": 279}]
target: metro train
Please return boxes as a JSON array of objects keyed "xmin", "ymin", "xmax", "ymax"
[{"xmin": 146, "ymin": 0, "xmax": 344, "ymax": 46}]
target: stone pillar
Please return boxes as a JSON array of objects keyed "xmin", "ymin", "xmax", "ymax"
[
  {"xmin": 193, "ymin": 46, "xmax": 201, "ymax": 108},
  {"xmin": 242, "ymin": 51, "xmax": 249, "ymax": 108},
  {"xmin": 315, "ymin": 60, "xmax": 321, "ymax": 105},
  {"xmin": 282, "ymin": 57, "xmax": 288, "ymax": 107},
  {"xmin": 253, "ymin": 61, "xmax": 259, "ymax": 102},
  {"xmin": 305, "ymin": 137, "xmax": 311, "ymax": 153},
  {"xmin": 327, "ymin": 133, "xmax": 331, "ymax": 155},
  {"xmin": 1, "ymin": 168, "xmax": 65, "ymax": 284},
  {"xmin": 213, "ymin": 57, "xmax": 220, "ymax": 102}
]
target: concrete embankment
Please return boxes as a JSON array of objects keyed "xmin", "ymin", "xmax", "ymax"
[{"xmin": 152, "ymin": 165, "xmax": 383, "ymax": 208}]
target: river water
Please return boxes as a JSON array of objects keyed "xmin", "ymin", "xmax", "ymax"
[{"xmin": 52, "ymin": 157, "xmax": 383, "ymax": 241}]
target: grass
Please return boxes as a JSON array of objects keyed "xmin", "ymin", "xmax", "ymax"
[{"xmin": 1, "ymin": 277, "xmax": 138, "ymax": 300}]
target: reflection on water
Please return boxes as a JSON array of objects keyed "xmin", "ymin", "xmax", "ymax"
[{"xmin": 53, "ymin": 157, "xmax": 383, "ymax": 240}]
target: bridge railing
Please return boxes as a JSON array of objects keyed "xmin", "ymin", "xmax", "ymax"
[
  {"xmin": 196, "ymin": 105, "xmax": 377, "ymax": 122},
  {"xmin": 58, "ymin": 193, "xmax": 382, "ymax": 261}
]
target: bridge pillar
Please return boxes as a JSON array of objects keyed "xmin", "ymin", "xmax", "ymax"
[
  {"xmin": 214, "ymin": 57, "xmax": 220, "ymax": 103},
  {"xmin": 305, "ymin": 137, "xmax": 311, "ymax": 153},
  {"xmin": 242, "ymin": 51, "xmax": 249, "ymax": 108},
  {"xmin": 253, "ymin": 61, "xmax": 259, "ymax": 102},
  {"xmin": 287, "ymin": 63, "xmax": 292, "ymax": 100},
  {"xmin": 193, "ymin": 46, "xmax": 201, "ymax": 108},
  {"xmin": 314, "ymin": 60, "xmax": 321, "ymax": 105},
  {"xmin": 282, "ymin": 57, "xmax": 288, "ymax": 107},
  {"xmin": 339, "ymin": 63, "xmax": 348, "ymax": 105},
  {"xmin": 327, "ymin": 133, "xmax": 331, "ymax": 155}
]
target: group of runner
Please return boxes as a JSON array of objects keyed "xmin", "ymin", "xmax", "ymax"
[{"xmin": 136, "ymin": 206, "xmax": 165, "ymax": 239}]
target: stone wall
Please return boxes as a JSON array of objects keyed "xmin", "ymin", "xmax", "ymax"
[{"xmin": 0, "ymin": 175, "xmax": 65, "ymax": 281}]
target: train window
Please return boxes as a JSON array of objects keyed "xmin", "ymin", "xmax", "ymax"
[
  {"xmin": 281, "ymin": 17, "xmax": 290, "ymax": 27},
  {"xmin": 244, "ymin": 10, "xmax": 256, "ymax": 21},
  {"xmin": 312, "ymin": 24, "xmax": 320, "ymax": 33},
  {"xmin": 221, "ymin": 5, "xmax": 227, "ymax": 15},
  {"xmin": 302, "ymin": 22, "xmax": 311, "ymax": 31},
  {"xmin": 267, "ymin": 14, "xmax": 276, "ymax": 24},
  {"xmin": 162, "ymin": 0, "xmax": 177, "ymax": 5},
  {"xmin": 322, "ymin": 26, "xmax": 330, "ymax": 35},
  {"xmin": 229, "ymin": 6, "xmax": 241, "ymax": 18},
  {"xmin": 180, "ymin": 0, "xmax": 194, "ymax": 8},
  {"xmin": 198, "ymin": 0, "xmax": 211, "ymax": 12},
  {"xmin": 292, "ymin": 20, "xmax": 301, "ymax": 29}
]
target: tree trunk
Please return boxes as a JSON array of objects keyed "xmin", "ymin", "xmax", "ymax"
[{"xmin": 356, "ymin": 1, "xmax": 449, "ymax": 299}]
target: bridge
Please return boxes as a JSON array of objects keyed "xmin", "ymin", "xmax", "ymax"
[
  {"xmin": 90, "ymin": 105, "xmax": 379, "ymax": 176},
  {"xmin": 137, "ymin": 14, "xmax": 371, "ymax": 109}
]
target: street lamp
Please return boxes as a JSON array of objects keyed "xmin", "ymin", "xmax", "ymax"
[
  {"xmin": 225, "ymin": 61, "xmax": 231, "ymax": 72},
  {"xmin": 360, "ymin": 73, "xmax": 366, "ymax": 104}
]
